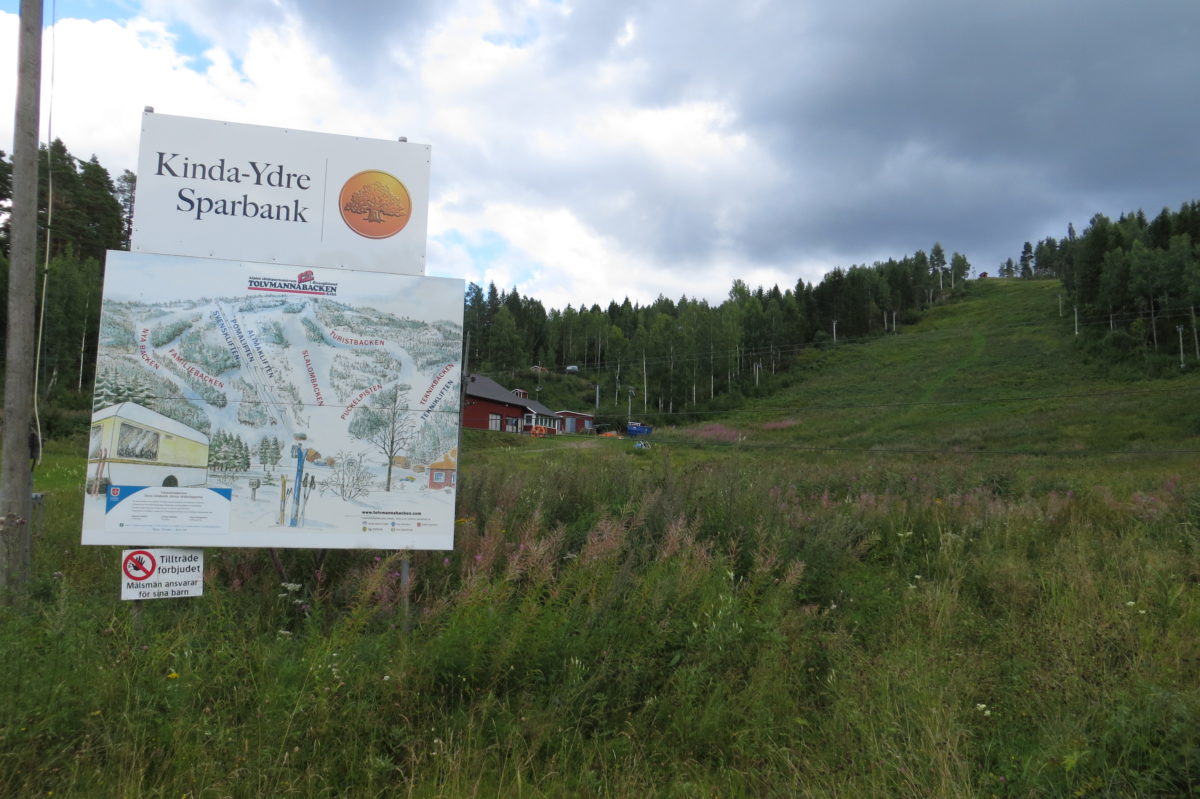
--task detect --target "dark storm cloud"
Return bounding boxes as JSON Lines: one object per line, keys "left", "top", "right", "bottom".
{"left": 179, "top": 0, "right": 1200, "bottom": 282}
{"left": 519, "top": 0, "right": 1200, "bottom": 274}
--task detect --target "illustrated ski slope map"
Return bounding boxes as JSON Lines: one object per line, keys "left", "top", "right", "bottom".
{"left": 82, "top": 251, "right": 464, "bottom": 549}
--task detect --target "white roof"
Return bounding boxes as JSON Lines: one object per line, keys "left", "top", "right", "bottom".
{"left": 92, "top": 402, "right": 210, "bottom": 445}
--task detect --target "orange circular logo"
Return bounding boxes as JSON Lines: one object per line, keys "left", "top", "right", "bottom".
{"left": 339, "top": 170, "right": 412, "bottom": 239}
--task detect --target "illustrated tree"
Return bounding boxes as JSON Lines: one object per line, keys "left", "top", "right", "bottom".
{"left": 348, "top": 384, "right": 414, "bottom": 491}
{"left": 322, "top": 451, "right": 373, "bottom": 500}
{"left": 234, "top": 435, "right": 251, "bottom": 472}
{"left": 343, "top": 182, "right": 407, "bottom": 224}
{"left": 208, "top": 430, "right": 232, "bottom": 474}
{"left": 258, "top": 435, "right": 282, "bottom": 475}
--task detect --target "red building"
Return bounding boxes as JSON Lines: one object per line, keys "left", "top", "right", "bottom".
{"left": 556, "top": 410, "right": 595, "bottom": 434}
{"left": 462, "top": 374, "right": 560, "bottom": 434}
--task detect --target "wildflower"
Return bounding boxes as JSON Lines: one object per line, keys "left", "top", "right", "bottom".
{"left": 442, "top": 557, "right": 450, "bottom": 566}
{"left": 281, "top": 582, "right": 302, "bottom": 593}
{"left": 976, "top": 703, "right": 987, "bottom": 711}
{"left": 167, "top": 671, "right": 179, "bottom": 679}
{"left": 383, "top": 675, "right": 391, "bottom": 681}
{"left": 277, "top": 630, "right": 293, "bottom": 638}
{"left": 1125, "top": 601, "right": 1136, "bottom": 607}
{"left": 1138, "top": 609, "right": 1146, "bottom": 615}
{"left": 984, "top": 710, "right": 992, "bottom": 717}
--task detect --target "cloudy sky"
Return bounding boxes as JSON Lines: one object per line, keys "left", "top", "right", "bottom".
{"left": 1, "top": 0, "right": 1198, "bottom": 310}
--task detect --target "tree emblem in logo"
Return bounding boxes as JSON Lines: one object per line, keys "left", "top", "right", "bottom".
{"left": 339, "top": 170, "right": 412, "bottom": 239}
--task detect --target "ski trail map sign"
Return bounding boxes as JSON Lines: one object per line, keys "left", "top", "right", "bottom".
{"left": 83, "top": 251, "right": 463, "bottom": 549}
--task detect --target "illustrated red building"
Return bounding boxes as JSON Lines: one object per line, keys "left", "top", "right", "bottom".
{"left": 427, "top": 448, "right": 457, "bottom": 490}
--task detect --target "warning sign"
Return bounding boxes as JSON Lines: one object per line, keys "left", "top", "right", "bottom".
{"left": 123, "top": 550, "right": 157, "bottom": 581}
{"left": 120, "top": 548, "right": 204, "bottom": 600}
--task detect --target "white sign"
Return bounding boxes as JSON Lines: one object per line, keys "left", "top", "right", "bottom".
{"left": 131, "top": 112, "right": 431, "bottom": 276}
{"left": 121, "top": 548, "right": 204, "bottom": 600}
{"left": 83, "top": 251, "right": 463, "bottom": 550}
{"left": 103, "top": 485, "right": 232, "bottom": 535}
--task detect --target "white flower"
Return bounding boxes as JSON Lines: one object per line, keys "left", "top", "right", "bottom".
{"left": 1125, "top": 600, "right": 1136, "bottom": 607}
{"left": 976, "top": 703, "right": 987, "bottom": 711}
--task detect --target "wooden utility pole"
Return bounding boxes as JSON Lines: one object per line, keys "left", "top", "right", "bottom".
{"left": 1, "top": 0, "right": 43, "bottom": 602}
{"left": 641, "top": 352, "right": 647, "bottom": 414}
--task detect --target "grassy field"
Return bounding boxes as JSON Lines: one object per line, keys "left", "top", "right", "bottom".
{"left": 2, "top": 279, "right": 1198, "bottom": 797}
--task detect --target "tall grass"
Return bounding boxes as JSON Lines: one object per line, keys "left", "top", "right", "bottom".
{"left": 2, "top": 441, "right": 1198, "bottom": 797}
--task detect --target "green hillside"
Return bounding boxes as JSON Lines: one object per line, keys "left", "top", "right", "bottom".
{"left": 728, "top": 278, "right": 1200, "bottom": 453}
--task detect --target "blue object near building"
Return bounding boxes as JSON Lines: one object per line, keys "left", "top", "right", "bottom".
{"left": 626, "top": 422, "right": 653, "bottom": 437}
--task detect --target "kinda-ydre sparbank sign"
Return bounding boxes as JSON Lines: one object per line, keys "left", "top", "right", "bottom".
{"left": 131, "top": 111, "right": 431, "bottom": 276}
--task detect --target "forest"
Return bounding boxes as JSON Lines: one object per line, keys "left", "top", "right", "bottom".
{"left": 3, "top": 140, "right": 1199, "bottom": 435}
{"left": 0, "top": 139, "right": 132, "bottom": 430}
{"left": 464, "top": 246, "right": 973, "bottom": 423}
{"left": 987, "top": 203, "right": 1200, "bottom": 373}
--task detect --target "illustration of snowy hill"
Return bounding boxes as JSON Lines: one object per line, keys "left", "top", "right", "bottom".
{"left": 83, "top": 251, "right": 464, "bottom": 550}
